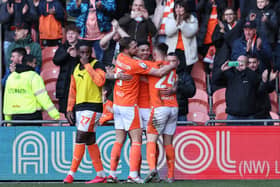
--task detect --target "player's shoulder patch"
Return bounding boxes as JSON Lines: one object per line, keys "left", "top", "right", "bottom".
{"left": 139, "top": 61, "right": 148, "bottom": 69}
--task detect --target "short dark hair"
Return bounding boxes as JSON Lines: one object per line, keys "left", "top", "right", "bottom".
{"left": 65, "top": 23, "right": 80, "bottom": 34}
{"left": 77, "top": 40, "right": 91, "bottom": 48}
{"left": 167, "top": 52, "right": 179, "bottom": 61}
{"left": 247, "top": 53, "right": 258, "bottom": 59}
{"left": 154, "top": 43, "right": 168, "bottom": 55}
{"left": 167, "top": 52, "right": 178, "bottom": 57}
{"left": 137, "top": 40, "right": 150, "bottom": 47}
{"left": 11, "top": 47, "right": 27, "bottom": 57}
{"left": 22, "top": 54, "right": 36, "bottom": 65}
{"left": 119, "top": 37, "right": 135, "bottom": 52}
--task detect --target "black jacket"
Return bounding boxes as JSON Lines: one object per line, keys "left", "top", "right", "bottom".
{"left": 53, "top": 42, "right": 79, "bottom": 113}
{"left": 176, "top": 71, "right": 196, "bottom": 116}
{"left": 212, "top": 20, "right": 243, "bottom": 50}
{"left": 247, "top": 5, "right": 278, "bottom": 45}
{"left": 213, "top": 68, "right": 265, "bottom": 116}
{"left": 118, "top": 13, "right": 157, "bottom": 41}
{"left": 255, "top": 69, "right": 275, "bottom": 118}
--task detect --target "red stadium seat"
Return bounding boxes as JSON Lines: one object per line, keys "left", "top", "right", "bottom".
{"left": 40, "top": 68, "right": 59, "bottom": 84}
{"left": 42, "top": 46, "right": 58, "bottom": 62}
{"left": 213, "top": 88, "right": 226, "bottom": 112}
{"left": 41, "top": 60, "right": 57, "bottom": 71}
{"left": 270, "top": 111, "right": 279, "bottom": 126}
{"left": 187, "top": 111, "right": 209, "bottom": 125}
{"left": 188, "top": 101, "right": 209, "bottom": 125}
{"left": 188, "top": 89, "right": 209, "bottom": 125}
{"left": 191, "top": 61, "right": 206, "bottom": 90}
{"left": 189, "top": 89, "right": 208, "bottom": 106}
{"left": 45, "top": 81, "right": 58, "bottom": 102}
{"left": 269, "top": 91, "right": 278, "bottom": 113}
{"left": 214, "top": 103, "right": 227, "bottom": 125}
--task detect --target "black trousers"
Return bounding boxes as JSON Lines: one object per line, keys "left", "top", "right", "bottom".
{"left": 12, "top": 111, "right": 43, "bottom": 126}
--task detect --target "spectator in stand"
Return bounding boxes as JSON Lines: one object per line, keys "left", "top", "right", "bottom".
{"left": 7, "top": 22, "right": 42, "bottom": 70}
{"left": 212, "top": 8, "right": 243, "bottom": 52}
{"left": 213, "top": 55, "right": 266, "bottom": 125}
{"left": 37, "top": 0, "right": 65, "bottom": 46}
{"left": 0, "top": 0, "right": 38, "bottom": 75}
{"left": 2, "top": 22, "right": 42, "bottom": 86}
{"left": 118, "top": 0, "right": 157, "bottom": 42}
{"left": 247, "top": 54, "right": 277, "bottom": 125}
{"left": 175, "top": 54, "right": 196, "bottom": 121}
{"left": 2, "top": 47, "right": 26, "bottom": 86}
{"left": 197, "top": 0, "right": 227, "bottom": 58}
{"left": 211, "top": 7, "right": 243, "bottom": 92}
{"left": 165, "top": 0, "right": 198, "bottom": 74}
{"left": 67, "top": 0, "right": 116, "bottom": 62}
{"left": 53, "top": 23, "right": 80, "bottom": 116}
{"left": 154, "top": 0, "right": 196, "bottom": 43}
{"left": 231, "top": 20, "right": 272, "bottom": 72}
{"left": 247, "top": 0, "right": 277, "bottom": 48}
{"left": 100, "top": 19, "right": 129, "bottom": 67}
{"left": 114, "top": 0, "right": 156, "bottom": 20}
{"left": 3, "top": 54, "right": 60, "bottom": 126}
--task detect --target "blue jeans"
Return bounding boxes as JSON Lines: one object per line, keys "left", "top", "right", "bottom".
{"left": 226, "top": 114, "right": 255, "bottom": 126}
{"left": 178, "top": 115, "right": 187, "bottom": 122}
{"left": 92, "top": 40, "right": 103, "bottom": 62}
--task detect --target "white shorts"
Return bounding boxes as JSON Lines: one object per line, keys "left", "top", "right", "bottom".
{"left": 148, "top": 107, "right": 178, "bottom": 135}
{"left": 76, "top": 110, "right": 102, "bottom": 132}
{"left": 113, "top": 104, "right": 142, "bottom": 131}
{"left": 139, "top": 108, "right": 151, "bottom": 130}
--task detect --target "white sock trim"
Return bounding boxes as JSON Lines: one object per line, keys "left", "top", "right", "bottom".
{"left": 68, "top": 170, "right": 75, "bottom": 177}
{"left": 109, "top": 170, "right": 116, "bottom": 178}
{"left": 96, "top": 170, "right": 105, "bottom": 177}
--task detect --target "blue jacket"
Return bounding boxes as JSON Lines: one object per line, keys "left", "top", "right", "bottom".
{"left": 67, "top": 0, "right": 115, "bottom": 38}
{"left": 231, "top": 35, "right": 272, "bottom": 71}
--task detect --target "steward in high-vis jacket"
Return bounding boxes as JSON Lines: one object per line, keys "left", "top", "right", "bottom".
{"left": 3, "top": 55, "right": 60, "bottom": 126}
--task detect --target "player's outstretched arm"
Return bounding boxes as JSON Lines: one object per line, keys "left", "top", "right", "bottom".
{"left": 148, "top": 62, "right": 177, "bottom": 77}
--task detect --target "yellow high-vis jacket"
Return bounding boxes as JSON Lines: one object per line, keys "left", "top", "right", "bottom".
{"left": 3, "top": 70, "right": 60, "bottom": 120}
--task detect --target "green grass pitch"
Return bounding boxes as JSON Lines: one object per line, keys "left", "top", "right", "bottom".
{"left": 2, "top": 180, "right": 280, "bottom": 187}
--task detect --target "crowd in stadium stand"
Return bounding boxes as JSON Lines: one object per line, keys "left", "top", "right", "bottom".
{"left": 1, "top": 0, "right": 280, "bottom": 124}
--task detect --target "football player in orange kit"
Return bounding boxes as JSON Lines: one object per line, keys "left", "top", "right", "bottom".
{"left": 144, "top": 44, "right": 178, "bottom": 183}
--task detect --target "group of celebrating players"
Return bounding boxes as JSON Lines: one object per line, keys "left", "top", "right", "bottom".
{"left": 63, "top": 37, "right": 179, "bottom": 184}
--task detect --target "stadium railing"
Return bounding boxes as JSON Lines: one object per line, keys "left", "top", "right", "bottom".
{"left": 206, "top": 119, "right": 280, "bottom": 126}
{"left": 0, "top": 120, "right": 198, "bottom": 126}
{"left": 2, "top": 119, "right": 280, "bottom": 126}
